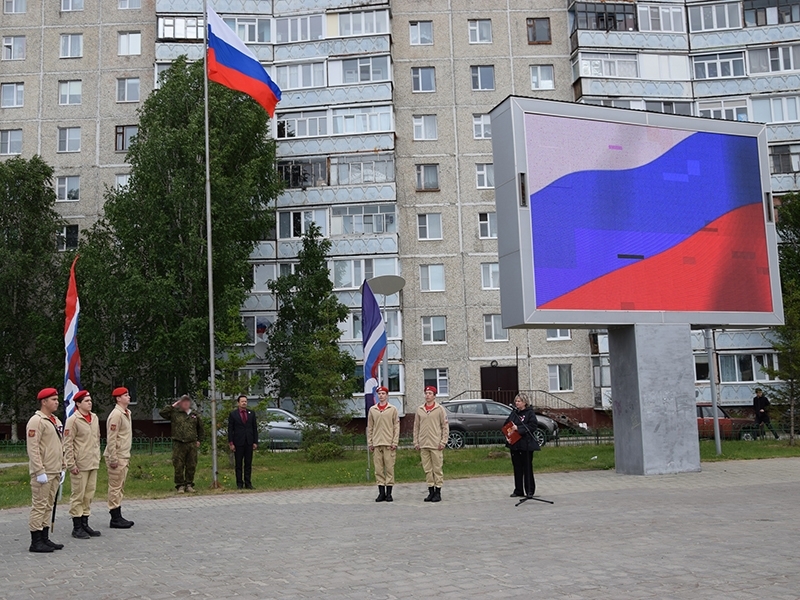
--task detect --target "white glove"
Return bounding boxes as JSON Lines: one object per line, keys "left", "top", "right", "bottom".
{"left": 36, "top": 473, "right": 48, "bottom": 484}
{"left": 60, "top": 471, "right": 66, "bottom": 484}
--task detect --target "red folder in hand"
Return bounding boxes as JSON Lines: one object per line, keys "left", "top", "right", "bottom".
{"left": 502, "top": 422, "right": 521, "bottom": 445}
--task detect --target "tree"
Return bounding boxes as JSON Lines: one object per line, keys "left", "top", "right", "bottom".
{"left": 266, "top": 225, "right": 357, "bottom": 430}
{"left": 78, "top": 57, "right": 282, "bottom": 408}
{"left": 0, "top": 156, "right": 66, "bottom": 438}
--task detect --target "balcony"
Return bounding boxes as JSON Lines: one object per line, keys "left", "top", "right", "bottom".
{"left": 276, "top": 234, "right": 398, "bottom": 259}
{"left": 573, "top": 77, "right": 692, "bottom": 100}
{"left": 156, "top": 42, "right": 273, "bottom": 62}
{"left": 339, "top": 340, "right": 401, "bottom": 361}
{"left": 694, "top": 74, "right": 800, "bottom": 97}
{"left": 767, "top": 123, "right": 800, "bottom": 143}
{"left": 156, "top": 0, "right": 273, "bottom": 14}
{"left": 571, "top": 29, "right": 688, "bottom": 53}
{"left": 242, "top": 292, "right": 277, "bottom": 312}
{"left": 279, "top": 82, "right": 392, "bottom": 110}
{"left": 690, "top": 23, "right": 800, "bottom": 51}
{"left": 276, "top": 133, "right": 394, "bottom": 157}
{"left": 274, "top": 0, "right": 387, "bottom": 13}
{"left": 278, "top": 182, "right": 396, "bottom": 207}
{"left": 273, "top": 35, "right": 389, "bottom": 62}
{"left": 771, "top": 172, "right": 800, "bottom": 192}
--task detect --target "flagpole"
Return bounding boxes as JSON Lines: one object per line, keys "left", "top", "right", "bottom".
{"left": 203, "top": 0, "right": 220, "bottom": 489}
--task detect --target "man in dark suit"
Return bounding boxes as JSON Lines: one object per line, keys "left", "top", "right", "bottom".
{"left": 228, "top": 395, "right": 258, "bottom": 489}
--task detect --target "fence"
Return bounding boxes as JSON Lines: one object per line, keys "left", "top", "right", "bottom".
{"left": 0, "top": 437, "right": 174, "bottom": 459}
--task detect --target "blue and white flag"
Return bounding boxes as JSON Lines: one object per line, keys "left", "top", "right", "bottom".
{"left": 361, "top": 280, "right": 386, "bottom": 417}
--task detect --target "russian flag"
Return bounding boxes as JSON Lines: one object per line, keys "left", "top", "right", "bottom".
{"left": 63, "top": 256, "right": 82, "bottom": 420}
{"left": 361, "top": 280, "right": 387, "bottom": 417}
{"left": 206, "top": 7, "right": 281, "bottom": 116}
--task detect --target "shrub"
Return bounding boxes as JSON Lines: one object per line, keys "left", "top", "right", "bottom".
{"left": 306, "top": 442, "right": 344, "bottom": 462}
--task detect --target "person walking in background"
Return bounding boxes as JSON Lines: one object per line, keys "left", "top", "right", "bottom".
{"left": 753, "top": 388, "right": 780, "bottom": 440}
{"left": 26, "top": 388, "right": 66, "bottom": 553}
{"left": 367, "top": 386, "right": 399, "bottom": 502}
{"left": 105, "top": 387, "right": 134, "bottom": 529}
{"left": 63, "top": 390, "right": 102, "bottom": 539}
{"left": 160, "top": 394, "right": 204, "bottom": 493}
{"left": 413, "top": 386, "right": 449, "bottom": 503}
{"left": 504, "top": 393, "right": 541, "bottom": 499}
{"left": 228, "top": 394, "right": 257, "bottom": 490}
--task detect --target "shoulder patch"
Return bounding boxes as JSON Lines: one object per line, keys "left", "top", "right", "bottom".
{"left": 28, "top": 429, "right": 36, "bottom": 437}
{"left": 64, "top": 429, "right": 70, "bottom": 436}
{"left": 110, "top": 424, "right": 117, "bottom": 431}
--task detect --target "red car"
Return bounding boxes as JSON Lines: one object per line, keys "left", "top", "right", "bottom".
{"left": 696, "top": 404, "right": 756, "bottom": 440}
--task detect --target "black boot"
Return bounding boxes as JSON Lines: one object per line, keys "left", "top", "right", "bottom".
{"left": 29, "top": 530, "right": 53, "bottom": 553}
{"left": 71, "top": 517, "right": 90, "bottom": 539}
{"left": 375, "top": 485, "right": 386, "bottom": 502}
{"left": 424, "top": 486, "right": 435, "bottom": 502}
{"left": 385, "top": 486, "right": 393, "bottom": 502}
{"left": 81, "top": 516, "right": 101, "bottom": 537}
{"left": 41, "top": 527, "right": 64, "bottom": 550}
{"left": 109, "top": 507, "right": 134, "bottom": 529}
{"left": 431, "top": 487, "right": 442, "bottom": 503}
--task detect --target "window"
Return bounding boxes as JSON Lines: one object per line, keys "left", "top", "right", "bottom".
{"left": 530, "top": 65, "right": 555, "bottom": 90}
{"left": 276, "top": 110, "right": 328, "bottom": 138}
{"left": 417, "top": 213, "right": 442, "bottom": 240}
{"left": 275, "top": 15, "right": 324, "bottom": 43}
{"left": 331, "top": 204, "right": 396, "bottom": 235}
{"left": 479, "top": 212, "right": 497, "bottom": 238}
{"left": 693, "top": 53, "right": 745, "bottom": 79}
{"left": 60, "top": 34, "right": 83, "bottom": 58}
{"left": 548, "top": 364, "right": 574, "bottom": 392}
{"left": 115, "top": 173, "right": 130, "bottom": 189}
{"left": 57, "top": 225, "right": 79, "bottom": 252}
{"left": 484, "top": 314, "right": 508, "bottom": 341}
{"left": 423, "top": 368, "right": 449, "bottom": 396}
{"left": 481, "top": 263, "right": 500, "bottom": 289}
{"left": 411, "top": 67, "right": 436, "bottom": 92}
{"left": 410, "top": 20, "right": 433, "bottom": 45}
{"left": 688, "top": 2, "right": 742, "bottom": 31}
{"left": 158, "top": 17, "right": 205, "bottom": 40}
{"left": 415, "top": 164, "right": 439, "bottom": 191}
{"left": 116, "top": 78, "right": 140, "bottom": 102}
{"left": 155, "top": 63, "right": 170, "bottom": 87}
{"left": 752, "top": 95, "right": 800, "bottom": 123}
{"left": 61, "top": 0, "right": 83, "bottom": 11}
{"left": 527, "top": 17, "right": 551, "bottom": 43}
{"left": 0, "top": 129, "right": 22, "bottom": 154}
{"left": 56, "top": 176, "right": 80, "bottom": 201}
{"left": 644, "top": 100, "right": 692, "bottom": 115}
{"left": 694, "top": 354, "right": 710, "bottom": 381}
{"left": 57, "top": 127, "right": 81, "bottom": 153}
{"left": 422, "top": 316, "right": 447, "bottom": 344}
{"left": 0, "top": 82, "right": 23, "bottom": 108}
{"left": 331, "top": 154, "right": 395, "bottom": 185}
{"left": 4, "top": 0, "right": 26, "bottom": 13}
{"left": 2, "top": 36, "right": 25, "bottom": 60}
{"left": 476, "top": 163, "right": 495, "bottom": 188}
{"left": 332, "top": 105, "right": 392, "bottom": 134}
{"left": 584, "top": 98, "right": 634, "bottom": 108}
{"left": 341, "top": 56, "right": 389, "bottom": 84}
{"left": 546, "top": 329, "right": 571, "bottom": 341}
{"left": 413, "top": 115, "right": 438, "bottom": 140}
{"left": 115, "top": 125, "right": 137, "bottom": 152}
{"left": 332, "top": 257, "right": 396, "bottom": 289}
{"left": 339, "top": 10, "right": 389, "bottom": 36}
{"left": 420, "top": 264, "right": 445, "bottom": 291}
{"left": 118, "top": 32, "right": 141, "bottom": 55}
{"left": 277, "top": 157, "right": 327, "bottom": 188}
{"left": 468, "top": 19, "right": 492, "bottom": 43}
{"left": 771, "top": 144, "right": 800, "bottom": 173}
{"left": 223, "top": 17, "right": 271, "bottom": 43}
{"left": 571, "top": 3, "right": 636, "bottom": 31}
{"left": 576, "top": 52, "right": 639, "bottom": 78}
{"left": 59, "top": 80, "right": 82, "bottom": 105}
{"left": 275, "top": 62, "right": 326, "bottom": 90}
{"left": 698, "top": 99, "right": 748, "bottom": 121}
{"left": 278, "top": 209, "right": 328, "bottom": 239}
{"left": 749, "top": 45, "right": 800, "bottom": 74}
{"left": 719, "top": 353, "right": 779, "bottom": 382}
{"left": 473, "top": 114, "right": 492, "bottom": 139}
{"left": 470, "top": 65, "right": 495, "bottom": 90}
{"left": 337, "top": 312, "right": 362, "bottom": 341}
{"left": 242, "top": 315, "right": 273, "bottom": 344}
{"left": 637, "top": 4, "right": 685, "bottom": 32}
{"left": 744, "top": 0, "right": 800, "bottom": 26}
{"left": 119, "top": 0, "right": 141, "bottom": 8}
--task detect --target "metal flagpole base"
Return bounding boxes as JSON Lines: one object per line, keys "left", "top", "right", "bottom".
{"left": 515, "top": 496, "right": 554, "bottom": 507}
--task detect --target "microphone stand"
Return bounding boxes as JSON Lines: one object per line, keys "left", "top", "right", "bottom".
{"left": 509, "top": 410, "right": 554, "bottom": 507}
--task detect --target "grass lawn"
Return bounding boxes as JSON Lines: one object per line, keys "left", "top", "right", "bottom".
{"left": 0, "top": 440, "right": 798, "bottom": 510}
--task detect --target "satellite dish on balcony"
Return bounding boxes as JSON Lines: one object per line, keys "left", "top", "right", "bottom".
{"left": 253, "top": 342, "right": 268, "bottom": 360}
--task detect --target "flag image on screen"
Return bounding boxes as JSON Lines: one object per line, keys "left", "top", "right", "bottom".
{"left": 524, "top": 113, "right": 772, "bottom": 314}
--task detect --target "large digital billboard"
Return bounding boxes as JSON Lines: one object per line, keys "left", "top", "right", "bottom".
{"left": 490, "top": 97, "right": 783, "bottom": 328}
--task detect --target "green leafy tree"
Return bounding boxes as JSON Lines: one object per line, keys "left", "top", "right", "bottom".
{"left": 78, "top": 57, "right": 282, "bottom": 409}
{"left": 0, "top": 157, "right": 66, "bottom": 438}
{"left": 266, "top": 224, "right": 357, "bottom": 432}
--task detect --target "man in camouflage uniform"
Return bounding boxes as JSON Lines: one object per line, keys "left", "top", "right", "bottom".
{"left": 160, "top": 395, "right": 204, "bottom": 493}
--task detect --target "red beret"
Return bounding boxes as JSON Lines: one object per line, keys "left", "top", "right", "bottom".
{"left": 73, "top": 390, "right": 89, "bottom": 402}
{"left": 37, "top": 388, "right": 58, "bottom": 401}
{"left": 424, "top": 386, "right": 437, "bottom": 394}
{"left": 112, "top": 387, "right": 128, "bottom": 397}
{"left": 376, "top": 386, "right": 389, "bottom": 393}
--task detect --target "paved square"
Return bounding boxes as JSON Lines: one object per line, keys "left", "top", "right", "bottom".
{"left": 0, "top": 457, "right": 798, "bottom": 599}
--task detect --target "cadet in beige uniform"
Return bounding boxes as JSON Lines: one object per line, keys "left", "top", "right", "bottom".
{"left": 413, "top": 386, "right": 449, "bottom": 503}
{"left": 367, "top": 386, "right": 400, "bottom": 502}
{"left": 104, "top": 387, "right": 134, "bottom": 529}
{"left": 26, "top": 387, "right": 66, "bottom": 553}
{"left": 64, "top": 390, "right": 102, "bottom": 539}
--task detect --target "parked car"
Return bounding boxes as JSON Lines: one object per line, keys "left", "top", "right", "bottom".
{"left": 441, "top": 399, "right": 558, "bottom": 449}
{"left": 257, "top": 408, "right": 340, "bottom": 449}
{"left": 696, "top": 404, "right": 756, "bottom": 440}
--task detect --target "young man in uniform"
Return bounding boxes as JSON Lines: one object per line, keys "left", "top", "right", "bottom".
{"left": 105, "top": 387, "right": 134, "bottom": 528}
{"left": 413, "top": 386, "right": 449, "bottom": 503}
{"left": 753, "top": 388, "right": 780, "bottom": 440}
{"left": 64, "top": 390, "right": 102, "bottom": 539}
{"left": 367, "top": 386, "right": 400, "bottom": 502}
{"left": 160, "top": 394, "right": 204, "bottom": 493}
{"left": 26, "top": 388, "right": 66, "bottom": 553}
{"left": 228, "top": 394, "right": 257, "bottom": 490}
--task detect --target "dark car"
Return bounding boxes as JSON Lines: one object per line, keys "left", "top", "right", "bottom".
{"left": 441, "top": 399, "right": 558, "bottom": 449}
{"left": 696, "top": 404, "right": 756, "bottom": 440}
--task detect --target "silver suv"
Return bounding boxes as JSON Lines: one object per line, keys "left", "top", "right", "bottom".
{"left": 441, "top": 399, "right": 558, "bottom": 449}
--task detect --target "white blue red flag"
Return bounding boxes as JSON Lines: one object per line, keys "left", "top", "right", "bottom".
{"left": 63, "top": 256, "right": 81, "bottom": 419}
{"left": 361, "top": 280, "right": 387, "bottom": 417}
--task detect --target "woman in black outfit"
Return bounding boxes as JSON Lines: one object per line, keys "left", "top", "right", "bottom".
{"left": 504, "top": 393, "right": 541, "bottom": 499}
